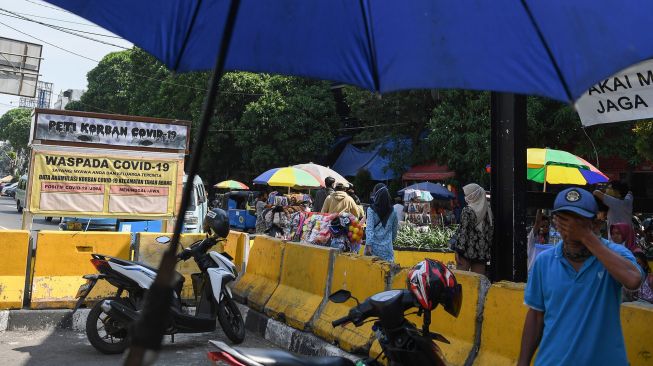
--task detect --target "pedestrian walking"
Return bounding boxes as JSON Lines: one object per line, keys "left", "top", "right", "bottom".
{"left": 450, "top": 183, "right": 493, "bottom": 275}
{"left": 313, "top": 176, "right": 335, "bottom": 212}
{"left": 393, "top": 197, "right": 405, "bottom": 222}
{"left": 364, "top": 183, "right": 398, "bottom": 262}
{"left": 321, "top": 183, "right": 364, "bottom": 218}
{"left": 254, "top": 191, "right": 269, "bottom": 234}
{"left": 518, "top": 188, "right": 643, "bottom": 366}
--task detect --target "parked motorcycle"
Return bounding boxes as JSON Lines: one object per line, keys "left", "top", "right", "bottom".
{"left": 207, "top": 259, "right": 461, "bottom": 366}
{"left": 74, "top": 208, "right": 246, "bottom": 354}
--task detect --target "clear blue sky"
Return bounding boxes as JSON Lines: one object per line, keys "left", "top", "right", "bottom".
{"left": 0, "top": 0, "right": 132, "bottom": 116}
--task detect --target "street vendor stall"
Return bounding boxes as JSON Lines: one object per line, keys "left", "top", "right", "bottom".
{"left": 403, "top": 188, "right": 433, "bottom": 226}
{"left": 252, "top": 167, "right": 320, "bottom": 238}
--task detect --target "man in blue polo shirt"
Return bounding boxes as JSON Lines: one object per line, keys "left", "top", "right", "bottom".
{"left": 518, "top": 188, "right": 643, "bottom": 366}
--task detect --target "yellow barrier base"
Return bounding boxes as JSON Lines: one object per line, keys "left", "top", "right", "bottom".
{"left": 622, "top": 301, "right": 653, "bottom": 366}
{"left": 474, "top": 281, "right": 528, "bottom": 366}
{"left": 233, "top": 237, "right": 284, "bottom": 312}
{"left": 264, "top": 243, "right": 334, "bottom": 331}
{"left": 0, "top": 276, "right": 26, "bottom": 310}
{"left": 313, "top": 254, "right": 395, "bottom": 353}
{"left": 0, "top": 230, "right": 29, "bottom": 310}
{"left": 30, "top": 231, "right": 131, "bottom": 309}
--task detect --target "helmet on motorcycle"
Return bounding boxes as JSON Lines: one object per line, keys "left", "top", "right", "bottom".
{"left": 407, "top": 259, "right": 462, "bottom": 317}
{"left": 203, "top": 208, "right": 230, "bottom": 239}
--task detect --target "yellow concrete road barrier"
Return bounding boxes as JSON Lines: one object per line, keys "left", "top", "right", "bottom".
{"left": 474, "top": 281, "right": 527, "bottom": 366}
{"left": 370, "top": 268, "right": 489, "bottom": 366}
{"left": 622, "top": 301, "right": 653, "bottom": 366}
{"left": 393, "top": 249, "right": 456, "bottom": 268}
{"left": 136, "top": 233, "right": 209, "bottom": 302}
{"left": 233, "top": 236, "right": 285, "bottom": 312}
{"left": 0, "top": 230, "right": 30, "bottom": 309}
{"left": 224, "top": 231, "right": 249, "bottom": 273}
{"left": 264, "top": 242, "right": 336, "bottom": 331}
{"left": 313, "top": 253, "right": 397, "bottom": 353}
{"left": 30, "top": 231, "right": 131, "bottom": 309}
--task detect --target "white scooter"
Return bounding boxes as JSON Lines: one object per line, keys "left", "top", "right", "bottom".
{"left": 74, "top": 235, "right": 245, "bottom": 354}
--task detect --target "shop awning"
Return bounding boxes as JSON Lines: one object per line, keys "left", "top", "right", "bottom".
{"left": 402, "top": 162, "right": 455, "bottom": 181}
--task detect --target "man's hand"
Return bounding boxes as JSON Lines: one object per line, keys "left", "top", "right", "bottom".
{"left": 554, "top": 212, "right": 593, "bottom": 245}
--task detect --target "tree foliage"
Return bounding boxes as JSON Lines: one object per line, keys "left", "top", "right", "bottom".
{"left": 65, "top": 48, "right": 340, "bottom": 185}
{"left": 427, "top": 90, "right": 491, "bottom": 186}
{"left": 634, "top": 120, "right": 653, "bottom": 162}
{"left": 0, "top": 108, "right": 32, "bottom": 174}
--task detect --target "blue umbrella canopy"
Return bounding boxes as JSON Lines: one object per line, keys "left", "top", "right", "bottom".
{"left": 398, "top": 182, "right": 455, "bottom": 200}
{"left": 46, "top": 0, "right": 653, "bottom": 102}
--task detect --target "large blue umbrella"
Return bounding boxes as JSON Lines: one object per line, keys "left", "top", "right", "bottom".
{"left": 47, "top": 1, "right": 653, "bottom": 359}
{"left": 398, "top": 182, "right": 455, "bottom": 200}
{"left": 46, "top": 0, "right": 653, "bottom": 103}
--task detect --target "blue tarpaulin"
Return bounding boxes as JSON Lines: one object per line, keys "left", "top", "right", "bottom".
{"left": 332, "top": 139, "right": 409, "bottom": 181}
{"left": 47, "top": 0, "right": 653, "bottom": 103}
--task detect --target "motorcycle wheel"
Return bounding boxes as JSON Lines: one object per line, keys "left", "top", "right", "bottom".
{"left": 86, "top": 297, "right": 130, "bottom": 354}
{"left": 217, "top": 293, "right": 245, "bottom": 344}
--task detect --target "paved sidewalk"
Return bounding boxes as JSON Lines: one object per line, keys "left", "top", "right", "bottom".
{"left": 0, "top": 327, "right": 275, "bottom": 366}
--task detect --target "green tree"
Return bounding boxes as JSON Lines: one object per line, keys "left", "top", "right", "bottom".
{"left": 427, "top": 90, "right": 491, "bottom": 186}
{"left": 0, "top": 108, "right": 32, "bottom": 174}
{"left": 344, "top": 88, "right": 437, "bottom": 174}
{"left": 526, "top": 96, "right": 638, "bottom": 166}
{"left": 236, "top": 76, "right": 338, "bottom": 173}
{"left": 66, "top": 48, "right": 341, "bottom": 186}
{"left": 634, "top": 120, "right": 653, "bottom": 162}
{"left": 66, "top": 51, "right": 132, "bottom": 114}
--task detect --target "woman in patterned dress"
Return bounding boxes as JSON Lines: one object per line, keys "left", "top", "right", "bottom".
{"left": 451, "top": 183, "right": 493, "bottom": 275}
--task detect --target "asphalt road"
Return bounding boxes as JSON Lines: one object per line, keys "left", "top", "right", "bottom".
{"left": 0, "top": 328, "right": 275, "bottom": 366}
{"left": 0, "top": 196, "right": 60, "bottom": 231}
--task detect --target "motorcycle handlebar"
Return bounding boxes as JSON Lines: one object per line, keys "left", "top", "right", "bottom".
{"left": 332, "top": 315, "right": 351, "bottom": 327}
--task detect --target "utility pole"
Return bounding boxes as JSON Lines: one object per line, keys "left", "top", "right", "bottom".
{"left": 490, "top": 92, "right": 528, "bottom": 282}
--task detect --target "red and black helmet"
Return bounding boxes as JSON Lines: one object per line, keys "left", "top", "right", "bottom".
{"left": 407, "top": 259, "right": 462, "bottom": 317}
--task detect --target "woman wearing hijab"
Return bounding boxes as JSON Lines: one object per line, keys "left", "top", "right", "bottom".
{"left": 364, "top": 183, "right": 399, "bottom": 262}
{"left": 450, "top": 183, "right": 493, "bottom": 275}
{"left": 610, "top": 223, "right": 642, "bottom": 254}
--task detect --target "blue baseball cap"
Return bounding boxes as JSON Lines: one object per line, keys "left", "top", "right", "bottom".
{"left": 552, "top": 187, "right": 598, "bottom": 218}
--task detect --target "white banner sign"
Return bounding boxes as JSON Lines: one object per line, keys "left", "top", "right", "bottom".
{"left": 575, "top": 60, "right": 653, "bottom": 126}
{"left": 34, "top": 112, "right": 189, "bottom": 150}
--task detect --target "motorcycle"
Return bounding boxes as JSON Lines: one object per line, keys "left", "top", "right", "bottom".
{"left": 74, "top": 235, "right": 245, "bottom": 354}
{"left": 207, "top": 288, "right": 449, "bottom": 366}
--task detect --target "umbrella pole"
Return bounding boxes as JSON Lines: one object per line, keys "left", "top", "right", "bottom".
{"left": 123, "top": 1, "right": 242, "bottom": 365}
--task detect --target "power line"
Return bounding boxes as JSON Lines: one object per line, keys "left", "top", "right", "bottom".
{"left": 8, "top": 10, "right": 101, "bottom": 28}
{"left": 0, "top": 10, "right": 120, "bottom": 38}
{"left": 0, "top": 19, "right": 99, "bottom": 62}
{"left": 0, "top": 9, "right": 130, "bottom": 49}
{"left": 22, "top": 0, "right": 72, "bottom": 15}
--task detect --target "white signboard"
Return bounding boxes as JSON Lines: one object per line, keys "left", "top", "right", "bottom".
{"left": 575, "top": 59, "right": 653, "bottom": 126}
{"left": 33, "top": 111, "right": 189, "bottom": 151}
{"left": 0, "top": 37, "right": 43, "bottom": 98}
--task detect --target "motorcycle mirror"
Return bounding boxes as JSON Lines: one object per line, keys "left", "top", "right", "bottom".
{"left": 155, "top": 236, "right": 171, "bottom": 244}
{"left": 329, "top": 290, "right": 352, "bottom": 304}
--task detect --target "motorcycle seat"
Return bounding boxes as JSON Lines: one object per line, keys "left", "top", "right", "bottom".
{"left": 233, "top": 347, "right": 356, "bottom": 366}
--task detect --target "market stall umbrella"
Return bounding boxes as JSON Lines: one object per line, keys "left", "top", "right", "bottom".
{"left": 527, "top": 148, "right": 609, "bottom": 187}
{"left": 0, "top": 175, "right": 12, "bottom": 183}
{"left": 253, "top": 167, "right": 321, "bottom": 188}
{"left": 214, "top": 180, "right": 249, "bottom": 190}
{"left": 398, "top": 182, "right": 455, "bottom": 200}
{"left": 45, "top": 0, "right": 653, "bottom": 103}
{"left": 293, "top": 163, "right": 350, "bottom": 188}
